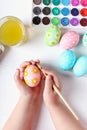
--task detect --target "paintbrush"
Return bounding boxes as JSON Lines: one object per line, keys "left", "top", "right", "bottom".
{"left": 37, "top": 63, "right": 79, "bottom": 121}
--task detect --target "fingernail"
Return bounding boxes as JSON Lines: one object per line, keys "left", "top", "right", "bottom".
{"left": 47, "top": 75, "right": 51, "bottom": 79}
{"left": 16, "top": 69, "right": 19, "bottom": 73}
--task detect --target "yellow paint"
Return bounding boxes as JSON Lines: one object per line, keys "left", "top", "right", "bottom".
{"left": 56, "top": 33, "right": 59, "bottom": 37}
{"left": 48, "top": 33, "right": 51, "bottom": 37}
{"left": 32, "top": 78, "right": 38, "bottom": 85}
{"left": 32, "top": 67, "right": 38, "bottom": 74}
{"left": 51, "top": 41, "right": 56, "bottom": 45}
{"left": 24, "top": 71, "right": 29, "bottom": 77}
{"left": 25, "top": 80, "right": 29, "bottom": 86}
{"left": 26, "top": 65, "right": 30, "bottom": 69}
{"left": 52, "top": 25, "right": 55, "bottom": 29}
{"left": 0, "top": 16, "right": 25, "bottom": 46}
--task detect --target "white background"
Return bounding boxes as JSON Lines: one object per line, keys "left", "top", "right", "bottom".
{"left": 0, "top": 0, "right": 87, "bottom": 130}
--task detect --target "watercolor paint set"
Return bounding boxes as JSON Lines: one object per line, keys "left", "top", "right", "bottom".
{"left": 32, "top": 0, "right": 87, "bottom": 27}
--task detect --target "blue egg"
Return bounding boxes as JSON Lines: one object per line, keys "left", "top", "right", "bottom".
{"left": 58, "top": 50, "right": 76, "bottom": 71}
{"left": 73, "top": 56, "right": 87, "bottom": 77}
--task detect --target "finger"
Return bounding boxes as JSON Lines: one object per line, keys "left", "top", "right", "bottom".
{"left": 35, "top": 59, "right": 40, "bottom": 63}
{"left": 20, "top": 61, "right": 30, "bottom": 68}
{"left": 30, "top": 60, "right": 40, "bottom": 65}
{"left": 51, "top": 73, "right": 61, "bottom": 91}
{"left": 44, "top": 75, "right": 53, "bottom": 94}
{"left": 20, "top": 60, "right": 40, "bottom": 68}
{"left": 14, "top": 69, "right": 26, "bottom": 88}
{"left": 20, "top": 68, "right": 24, "bottom": 80}
{"left": 42, "top": 69, "right": 61, "bottom": 90}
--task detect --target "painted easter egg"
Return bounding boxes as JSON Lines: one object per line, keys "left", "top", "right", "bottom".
{"left": 60, "top": 31, "right": 80, "bottom": 50}
{"left": 82, "top": 32, "right": 87, "bottom": 46}
{"left": 58, "top": 50, "right": 76, "bottom": 71}
{"left": 44, "top": 25, "right": 61, "bottom": 46}
{"left": 73, "top": 56, "right": 87, "bottom": 77}
{"left": 24, "top": 65, "right": 41, "bottom": 87}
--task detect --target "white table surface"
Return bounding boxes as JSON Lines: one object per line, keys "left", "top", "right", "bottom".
{"left": 0, "top": 0, "right": 87, "bottom": 130}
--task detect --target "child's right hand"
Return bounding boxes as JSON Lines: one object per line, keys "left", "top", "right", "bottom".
{"left": 43, "top": 69, "right": 61, "bottom": 108}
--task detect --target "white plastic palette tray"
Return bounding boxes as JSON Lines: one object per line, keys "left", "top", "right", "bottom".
{"left": 32, "top": 0, "right": 87, "bottom": 33}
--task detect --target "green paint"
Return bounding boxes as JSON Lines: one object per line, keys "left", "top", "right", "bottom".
{"left": 43, "top": 0, "right": 51, "bottom": 5}
{"left": 52, "top": 0, "right": 60, "bottom": 5}
{"left": 52, "top": 8, "right": 60, "bottom": 15}
{"left": 51, "top": 17, "right": 60, "bottom": 26}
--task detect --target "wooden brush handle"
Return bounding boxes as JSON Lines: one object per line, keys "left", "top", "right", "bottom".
{"left": 53, "top": 84, "right": 79, "bottom": 120}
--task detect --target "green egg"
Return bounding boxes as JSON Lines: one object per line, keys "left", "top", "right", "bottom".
{"left": 44, "top": 25, "right": 61, "bottom": 46}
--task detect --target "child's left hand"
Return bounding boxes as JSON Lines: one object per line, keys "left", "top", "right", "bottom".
{"left": 14, "top": 60, "right": 42, "bottom": 99}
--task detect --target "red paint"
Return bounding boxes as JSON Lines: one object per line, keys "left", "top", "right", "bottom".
{"left": 80, "top": 18, "right": 87, "bottom": 26}
{"left": 80, "top": 8, "right": 87, "bottom": 16}
{"left": 80, "top": 0, "right": 87, "bottom": 6}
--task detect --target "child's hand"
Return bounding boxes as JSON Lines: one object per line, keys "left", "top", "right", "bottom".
{"left": 43, "top": 69, "right": 61, "bottom": 108}
{"left": 14, "top": 60, "right": 42, "bottom": 99}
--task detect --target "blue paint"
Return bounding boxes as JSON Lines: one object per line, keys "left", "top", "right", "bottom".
{"left": 71, "top": 8, "right": 79, "bottom": 16}
{"left": 61, "top": 8, "right": 69, "bottom": 16}
{"left": 61, "top": 17, "right": 69, "bottom": 26}
{"left": 62, "top": 0, "right": 70, "bottom": 6}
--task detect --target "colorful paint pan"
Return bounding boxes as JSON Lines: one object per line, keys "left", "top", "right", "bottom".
{"left": 32, "top": 0, "right": 87, "bottom": 27}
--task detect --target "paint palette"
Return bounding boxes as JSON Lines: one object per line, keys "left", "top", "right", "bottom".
{"left": 32, "top": 0, "right": 87, "bottom": 28}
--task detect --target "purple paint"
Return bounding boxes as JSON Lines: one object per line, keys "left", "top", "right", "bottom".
{"left": 70, "top": 18, "right": 79, "bottom": 26}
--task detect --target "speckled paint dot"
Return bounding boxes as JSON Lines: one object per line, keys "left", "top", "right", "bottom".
{"left": 80, "top": 8, "right": 87, "bottom": 17}
{"left": 32, "top": 16, "right": 41, "bottom": 25}
{"left": 61, "top": 17, "right": 69, "bottom": 26}
{"left": 33, "top": 0, "right": 41, "bottom": 5}
{"left": 43, "top": 0, "right": 51, "bottom": 5}
{"left": 71, "top": 0, "right": 79, "bottom": 6}
{"left": 42, "top": 17, "right": 50, "bottom": 25}
{"left": 61, "top": 8, "right": 69, "bottom": 16}
{"left": 71, "top": 8, "right": 79, "bottom": 16}
{"left": 62, "top": 0, "right": 70, "bottom": 6}
{"left": 70, "top": 18, "right": 79, "bottom": 26}
{"left": 52, "top": 8, "right": 60, "bottom": 15}
{"left": 80, "top": 18, "right": 87, "bottom": 26}
{"left": 42, "top": 7, "right": 51, "bottom": 15}
{"left": 51, "top": 17, "right": 60, "bottom": 25}
{"left": 52, "top": 0, "right": 60, "bottom": 5}
{"left": 33, "top": 7, "right": 41, "bottom": 15}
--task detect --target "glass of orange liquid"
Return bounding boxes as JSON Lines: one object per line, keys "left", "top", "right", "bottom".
{"left": 0, "top": 16, "right": 26, "bottom": 46}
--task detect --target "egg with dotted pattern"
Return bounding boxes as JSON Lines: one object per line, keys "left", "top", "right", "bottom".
{"left": 82, "top": 32, "right": 87, "bottom": 46}
{"left": 44, "top": 25, "right": 61, "bottom": 46}
{"left": 58, "top": 50, "right": 76, "bottom": 71}
{"left": 73, "top": 56, "right": 87, "bottom": 77}
{"left": 60, "top": 31, "right": 80, "bottom": 50}
{"left": 24, "top": 65, "right": 41, "bottom": 87}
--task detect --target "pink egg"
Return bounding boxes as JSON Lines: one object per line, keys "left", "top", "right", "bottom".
{"left": 60, "top": 31, "right": 80, "bottom": 50}
{"left": 24, "top": 65, "right": 41, "bottom": 87}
